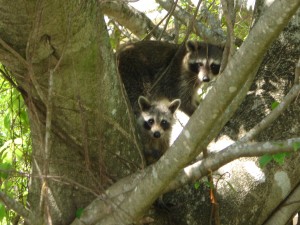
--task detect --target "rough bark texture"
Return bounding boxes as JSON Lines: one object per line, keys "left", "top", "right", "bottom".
{"left": 0, "top": 0, "right": 299, "bottom": 224}
{"left": 0, "top": 1, "right": 142, "bottom": 224}
{"left": 146, "top": 4, "right": 300, "bottom": 225}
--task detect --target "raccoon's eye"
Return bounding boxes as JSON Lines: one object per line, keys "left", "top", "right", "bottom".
{"left": 210, "top": 63, "right": 221, "bottom": 75}
{"left": 143, "top": 119, "right": 154, "bottom": 130}
{"left": 189, "top": 63, "right": 200, "bottom": 73}
{"left": 143, "top": 121, "right": 151, "bottom": 130}
{"left": 148, "top": 119, "right": 154, "bottom": 125}
{"left": 161, "top": 120, "right": 170, "bottom": 130}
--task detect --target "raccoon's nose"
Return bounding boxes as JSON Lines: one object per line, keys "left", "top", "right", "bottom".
{"left": 202, "top": 76, "right": 210, "bottom": 82}
{"left": 153, "top": 131, "right": 161, "bottom": 138}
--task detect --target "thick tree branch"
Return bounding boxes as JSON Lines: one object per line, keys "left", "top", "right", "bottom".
{"left": 100, "top": 0, "right": 173, "bottom": 40}
{"left": 165, "top": 137, "right": 300, "bottom": 193}
{"left": 165, "top": 65, "right": 300, "bottom": 192}
{"left": 264, "top": 183, "right": 300, "bottom": 225}
{"left": 72, "top": 0, "right": 300, "bottom": 224}
{"left": 71, "top": 134, "right": 300, "bottom": 225}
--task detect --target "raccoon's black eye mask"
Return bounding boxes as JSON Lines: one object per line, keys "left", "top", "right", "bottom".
{"left": 160, "top": 120, "right": 170, "bottom": 130}
{"left": 210, "top": 63, "right": 221, "bottom": 75}
{"left": 189, "top": 62, "right": 221, "bottom": 75}
{"left": 189, "top": 63, "right": 202, "bottom": 73}
{"left": 143, "top": 119, "right": 154, "bottom": 130}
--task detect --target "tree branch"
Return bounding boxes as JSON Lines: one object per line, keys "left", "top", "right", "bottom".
{"left": 240, "top": 83, "right": 300, "bottom": 142}
{"left": 0, "top": 37, "right": 29, "bottom": 68}
{"left": 165, "top": 60, "right": 300, "bottom": 192}
{"left": 71, "top": 134, "right": 300, "bottom": 225}
{"left": 156, "top": 0, "right": 226, "bottom": 44}
{"left": 71, "top": 0, "right": 300, "bottom": 224}
{"left": 264, "top": 183, "right": 300, "bottom": 225}
{"left": 0, "top": 191, "right": 41, "bottom": 225}
{"left": 295, "top": 57, "right": 300, "bottom": 84}
{"left": 165, "top": 137, "right": 300, "bottom": 193}
{"left": 100, "top": 0, "right": 173, "bottom": 40}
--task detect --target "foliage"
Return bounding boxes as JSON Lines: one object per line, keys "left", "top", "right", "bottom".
{"left": 259, "top": 152, "right": 289, "bottom": 167}
{"left": 0, "top": 0, "right": 298, "bottom": 224}
{"left": 259, "top": 141, "right": 300, "bottom": 168}
{"left": 75, "top": 208, "right": 84, "bottom": 219}
{"left": 271, "top": 101, "right": 280, "bottom": 110}
{"left": 107, "top": 0, "right": 252, "bottom": 46}
{"left": 0, "top": 66, "right": 31, "bottom": 224}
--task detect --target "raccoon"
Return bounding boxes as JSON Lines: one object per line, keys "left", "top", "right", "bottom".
{"left": 137, "top": 96, "right": 181, "bottom": 165}
{"left": 117, "top": 40, "right": 223, "bottom": 116}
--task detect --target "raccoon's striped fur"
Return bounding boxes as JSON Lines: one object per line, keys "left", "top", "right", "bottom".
{"left": 137, "top": 96, "right": 181, "bottom": 165}
{"left": 117, "top": 40, "right": 223, "bottom": 116}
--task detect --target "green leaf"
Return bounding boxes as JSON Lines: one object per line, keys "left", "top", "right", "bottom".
{"left": 225, "top": 180, "right": 237, "bottom": 193}
{"left": 76, "top": 208, "right": 84, "bottom": 219}
{"left": 271, "top": 101, "right": 280, "bottom": 110}
{"left": 15, "top": 148, "right": 23, "bottom": 160}
{"left": 0, "top": 162, "right": 12, "bottom": 179}
{"left": 203, "top": 180, "right": 214, "bottom": 189}
{"left": 259, "top": 155, "right": 273, "bottom": 168}
{"left": 20, "top": 109, "right": 29, "bottom": 125}
{"left": 194, "top": 181, "right": 200, "bottom": 190}
{"left": 272, "top": 153, "right": 287, "bottom": 165}
{"left": 0, "top": 203, "right": 7, "bottom": 220}
{"left": 3, "top": 114, "right": 11, "bottom": 131}
{"left": 293, "top": 142, "right": 300, "bottom": 151}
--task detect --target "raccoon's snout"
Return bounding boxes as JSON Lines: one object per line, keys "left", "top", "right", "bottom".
{"left": 153, "top": 131, "right": 161, "bottom": 138}
{"left": 202, "top": 76, "right": 210, "bottom": 82}
{"left": 199, "top": 73, "right": 210, "bottom": 82}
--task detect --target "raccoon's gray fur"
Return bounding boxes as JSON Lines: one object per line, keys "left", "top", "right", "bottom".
{"left": 117, "top": 40, "right": 223, "bottom": 116}
{"left": 137, "top": 96, "right": 181, "bottom": 165}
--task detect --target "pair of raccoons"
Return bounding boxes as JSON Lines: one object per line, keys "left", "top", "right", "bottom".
{"left": 117, "top": 40, "right": 223, "bottom": 165}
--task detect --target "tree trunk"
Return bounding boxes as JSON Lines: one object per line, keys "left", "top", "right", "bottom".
{"left": 0, "top": 0, "right": 300, "bottom": 224}
{"left": 0, "top": 1, "right": 142, "bottom": 224}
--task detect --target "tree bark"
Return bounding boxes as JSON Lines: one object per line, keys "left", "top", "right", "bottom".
{"left": 0, "top": 1, "right": 142, "bottom": 224}
{"left": 0, "top": 0, "right": 300, "bottom": 225}
{"left": 101, "top": 1, "right": 173, "bottom": 41}
{"left": 154, "top": 1, "right": 300, "bottom": 224}
{"left": 71, "top": 0, "right": 300, "bottom": 224}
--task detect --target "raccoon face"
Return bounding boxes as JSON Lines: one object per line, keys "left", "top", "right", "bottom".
{"left": 185, "top": 41, "right": 223, "bottom": 83}
{"left": 143, "top": 117, "right": 171, "bottom": 138}
{"left": 137, "top": 96, "right": 181, "bottom": 139}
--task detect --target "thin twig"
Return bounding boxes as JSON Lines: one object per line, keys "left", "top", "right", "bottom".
{"left": 295, "top": 58, "right": 300, "bottom": 85}
{"left": 220, "top": 0, "right": 236, "bottom": 72}
{"left": 0, "top": 37, "right": 29, "bottom": 68}
{"left": 143, "top": 0, "right": 178, "bottom": 41}
{"left": 78, "top": 96, "right": 91, "bottom": 170}
{"left": 158, "top": 0, "right": 179, "bottom": 41}
{"left": 40, "top": 68, "right": 55, "bottom": 225}
{"left": 156, "top": 0, "right": 225, "bottom": 44}
{"left": 0, "top": 191, "right": 41, "bottom": 224}
{"left": 0, "top": 68, "right": 19, "bottom": 90}
{"left": 240, "top": 63, "right": 300, "bottom": 143}
{"left": 183, "top": 0, "right": 203, "bottom": 42}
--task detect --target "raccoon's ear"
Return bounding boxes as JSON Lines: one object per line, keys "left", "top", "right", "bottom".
{"left": 186, "top": 40, "right": 197, "bottom": 52}
{"left": 168, "top": 99, "right": 181, "bottom": 114}
{"left": 138, "top": 96, "right": 151, "bottom": 111}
